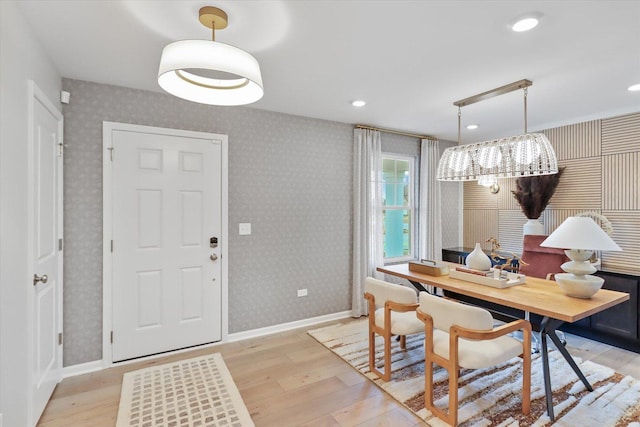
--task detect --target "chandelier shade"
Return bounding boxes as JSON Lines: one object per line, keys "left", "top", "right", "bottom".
{"left": 436, "top": 80, "right": 558, "bottom": 182}
{"left": 157, "top": 6, "right": 263, "bottom": 106}
{"left": 436, "top": 133, "right": 558, "bottom": 181}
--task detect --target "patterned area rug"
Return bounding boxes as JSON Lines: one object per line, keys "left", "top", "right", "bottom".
{"left": 116, "top": 353, "right": 254, "bottom": 427}
{"left": 308, "top": 319, "right": 640, "bottom": 426}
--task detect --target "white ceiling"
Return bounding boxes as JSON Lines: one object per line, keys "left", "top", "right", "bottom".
{"left": 15, "top": 0, "right": 640, "bottom": 141}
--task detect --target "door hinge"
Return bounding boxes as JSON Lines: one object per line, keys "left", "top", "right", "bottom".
{"left": 58, "top": 332, "right": 63, "bottom": 345}
{"left": 110, "top": 331, "right": 114, "bottom": 343}
{"left": 58, "top": 238, "right": 63, "bottom": 251}
{"left": 111, "top": 240, "right": 114, "bottom": 252}
{"left": 107, "top": 146, "right": 114, "bottom": 161}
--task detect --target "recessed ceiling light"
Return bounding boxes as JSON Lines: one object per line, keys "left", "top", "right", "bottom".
{"left": 628, "top": 83, "right": 640, "bottom": 91}
{"left": 512, "top": 17, "right": 539, "bottom": 32}
{"left": 466, "top": 124, "right": 479, "bottom": 130}
{"left": 351, "top": 100, "right": 366, "bottom": 107}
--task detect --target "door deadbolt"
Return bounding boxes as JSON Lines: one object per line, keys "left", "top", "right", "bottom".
{"left": 210, "top": 254, "right": 218, "bottom": 261}
{"left": 33, "top": 274, "right": 48, "bottom": 286}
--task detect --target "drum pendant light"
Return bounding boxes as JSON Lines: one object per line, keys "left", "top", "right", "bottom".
{"left": 158, "top": 6, "right": 264, "bottom": 106}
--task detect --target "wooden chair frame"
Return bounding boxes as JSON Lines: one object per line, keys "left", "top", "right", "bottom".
{"left": 364, "top": 292, "right": 419, "bottom": 381}
{"left": 417, "top": 308, "right": 532, "bottom": 426}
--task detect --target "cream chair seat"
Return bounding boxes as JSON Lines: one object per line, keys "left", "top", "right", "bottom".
{"left": 417, "top": 292, "right": 531, "bottom": 426}
{"left": 363, "top": 277, "right": 423, "bottom": 381}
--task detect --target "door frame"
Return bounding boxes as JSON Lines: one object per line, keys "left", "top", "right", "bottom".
{"left": 27, "top": 80, "right": 64, "bottom": 425}
{"left": 102, "top": 121, "right": 229, "bottom": 367}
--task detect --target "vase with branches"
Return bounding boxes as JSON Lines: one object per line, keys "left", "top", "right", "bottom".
{"left": 512, "top": 167, "right": 565, "bottom": 234}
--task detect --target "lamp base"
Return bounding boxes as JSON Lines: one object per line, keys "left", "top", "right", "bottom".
{"left": 554, "top": 273, "right": 604, "bottom": 299}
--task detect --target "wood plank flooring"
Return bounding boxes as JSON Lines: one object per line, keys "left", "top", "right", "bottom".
{"left": 37, "top": 319, "right": 640, "bottom": 427}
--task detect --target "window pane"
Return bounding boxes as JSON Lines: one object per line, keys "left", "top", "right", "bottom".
{"left": 383, "top": 209, "right": 411, "bottom": 258}
{"left": 382, "top": 158, "right": 410, "bottom": 207}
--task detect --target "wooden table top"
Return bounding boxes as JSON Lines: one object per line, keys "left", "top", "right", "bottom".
{"left": 377, "top": 263, "right": 629, "bottom": 323}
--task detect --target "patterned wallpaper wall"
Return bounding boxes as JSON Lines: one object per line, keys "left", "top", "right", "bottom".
{"left": 60, "top": 79, "right": 459, "bottom": 366}
{"left": 61, "top": 79, "right": 354, "bottom": 365}
{"left": 463, "top": 112, "right": 640, "bottom": 276}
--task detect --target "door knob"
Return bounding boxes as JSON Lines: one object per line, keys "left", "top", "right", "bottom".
{"left": 33, "top": 274, "right": 48, "bottom": 286}
{"left": 210, "top": 254, "right": 218, "bottom": 261}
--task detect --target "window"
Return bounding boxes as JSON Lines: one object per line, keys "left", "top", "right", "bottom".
{"left": 382, "top": 155, "right": 415, "bottom": 262}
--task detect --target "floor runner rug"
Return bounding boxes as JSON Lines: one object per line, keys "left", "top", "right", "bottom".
{"left": 116, "top": 353, "right": 254, "bottom": 427}
{"left": 309, "top": 319, "right": 640, "bottom": 426}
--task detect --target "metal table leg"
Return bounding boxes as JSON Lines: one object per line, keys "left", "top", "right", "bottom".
{"left": 539, "top": 316, "right": 593, "bottom": 421}
{"left": 408, "top": 280, "right": 429, "bottom": 293}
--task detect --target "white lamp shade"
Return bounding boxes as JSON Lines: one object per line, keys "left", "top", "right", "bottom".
{"left": 158, "top": 40, "right": 263, "bottom": 106}
{"left": 540, "top": 217, "right": 622, "bottom": 251}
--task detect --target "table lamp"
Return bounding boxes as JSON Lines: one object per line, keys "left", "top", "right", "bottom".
{"left": 540, "top": 216, "right": 622, "bottom": 298}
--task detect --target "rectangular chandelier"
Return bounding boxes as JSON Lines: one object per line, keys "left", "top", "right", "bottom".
{"left": 436, "top": 80, "right": 558, "bottom": 181}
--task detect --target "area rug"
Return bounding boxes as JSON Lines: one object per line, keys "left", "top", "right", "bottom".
{"left": 116, "top": 353, "right": 254, "bottom": 427}
{"left": 308, "top": 319, "right": 640, "bottom": 426}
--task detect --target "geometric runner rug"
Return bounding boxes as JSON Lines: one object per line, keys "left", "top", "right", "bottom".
{"left": 116, "top": 353, "right": 254, "bottom": 427}
{"left": 308, "top": 319, "right": 640, "bottom": 426}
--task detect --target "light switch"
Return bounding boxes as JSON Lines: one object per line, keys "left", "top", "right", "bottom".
{"left": 239, "top": 223, "right": 251, "bottom": 235}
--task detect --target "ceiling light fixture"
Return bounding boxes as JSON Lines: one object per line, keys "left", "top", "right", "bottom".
{"left": 436, "top": 79, "right": 558, "bottom": 182}
{"left": 628, "top": 83, "right": 640, "bottom": 91}
{"left": 466, "top": 124, "right": 479, "bottom": 130}
{"left": 352, "top": 100, "right": 366, "bottom": 107}
{"left": 512, "top": 17, "right": 539, "bottom": 32}
{"left": 158, "top": 6, "right": 263, "bottom": 106}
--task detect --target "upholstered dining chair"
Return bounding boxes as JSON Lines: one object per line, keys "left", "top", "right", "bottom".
{"left": 416, "top": 292, "right": 531, "bottom": 426}
{"left": 363, "top": 277, "right": 423, "bottom": 381}
{"left": 519, "top": 234, "right": 571, "bottom": 347}
{"left": 519, "top": 234, "right": 570, "bottom": 280}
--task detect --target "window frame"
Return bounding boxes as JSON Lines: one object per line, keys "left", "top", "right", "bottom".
{"left": 381, "top": 153, "right": 416, "bottom": 263}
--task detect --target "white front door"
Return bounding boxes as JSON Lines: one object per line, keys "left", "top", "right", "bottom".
{"left": 29, "top": 81, "right": 63, "bottom": 425}
{"left": 106, "top": 123, "right": 225, "bottom": 362}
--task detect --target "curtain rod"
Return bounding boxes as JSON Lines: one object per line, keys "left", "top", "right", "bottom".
{"left": 355, "top": 124, "right": 437, "bottom": 141}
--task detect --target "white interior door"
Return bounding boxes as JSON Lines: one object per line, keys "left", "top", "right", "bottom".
{"left": 108, "top": 125, "right": 223, "bottom": 362}
{"left": 29, "top": 81, "right": 63, "bottom": 425}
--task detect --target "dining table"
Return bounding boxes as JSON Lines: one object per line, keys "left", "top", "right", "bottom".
{"left": 377, "top": 262, "right": 630, "bottom": 421}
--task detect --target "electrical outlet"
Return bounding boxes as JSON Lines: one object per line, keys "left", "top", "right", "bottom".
{"left": 297, "top": 289, "right": 308, "bottom": 297}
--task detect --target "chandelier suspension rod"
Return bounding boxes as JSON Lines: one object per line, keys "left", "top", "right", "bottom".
{"left": 523, "top": 87, "right": 528, "bottom": 133}
{"left": 457, "top": 107, "right": 461, "bottom": 145}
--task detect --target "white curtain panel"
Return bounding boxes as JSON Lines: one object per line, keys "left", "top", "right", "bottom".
{"left": 419, "top": 138, "right": 443, "bottom": 261}
{"left": 352, "top": 128, "right": 384, "bottom": 317}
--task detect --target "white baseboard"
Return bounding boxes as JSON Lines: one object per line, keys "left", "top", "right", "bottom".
{"left": 227, "top": 310, "right": 352, "bottom": 342}
{"left": 0, "top": 412, "right": 3, "bottom": 427}
{"left": 62, "top": 359, "right": 103, "bottom": 379}
{"left": 62, "top": 310, "right": 352, "bottom": 378}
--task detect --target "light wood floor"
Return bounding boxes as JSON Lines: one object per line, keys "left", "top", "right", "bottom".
{"left": 37, "top": 319, "right": 640, "bottom": 427}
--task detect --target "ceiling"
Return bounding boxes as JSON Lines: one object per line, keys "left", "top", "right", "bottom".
{"left": 15, "top": 0, "right": 640, "bottom": 142}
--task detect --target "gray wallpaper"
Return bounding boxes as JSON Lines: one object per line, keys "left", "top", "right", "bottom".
{"left": 440, "top": 180, "right": 461, "bottom": 248}
{"left": 61, "top": 78, "right": 459, "bottom": 366}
